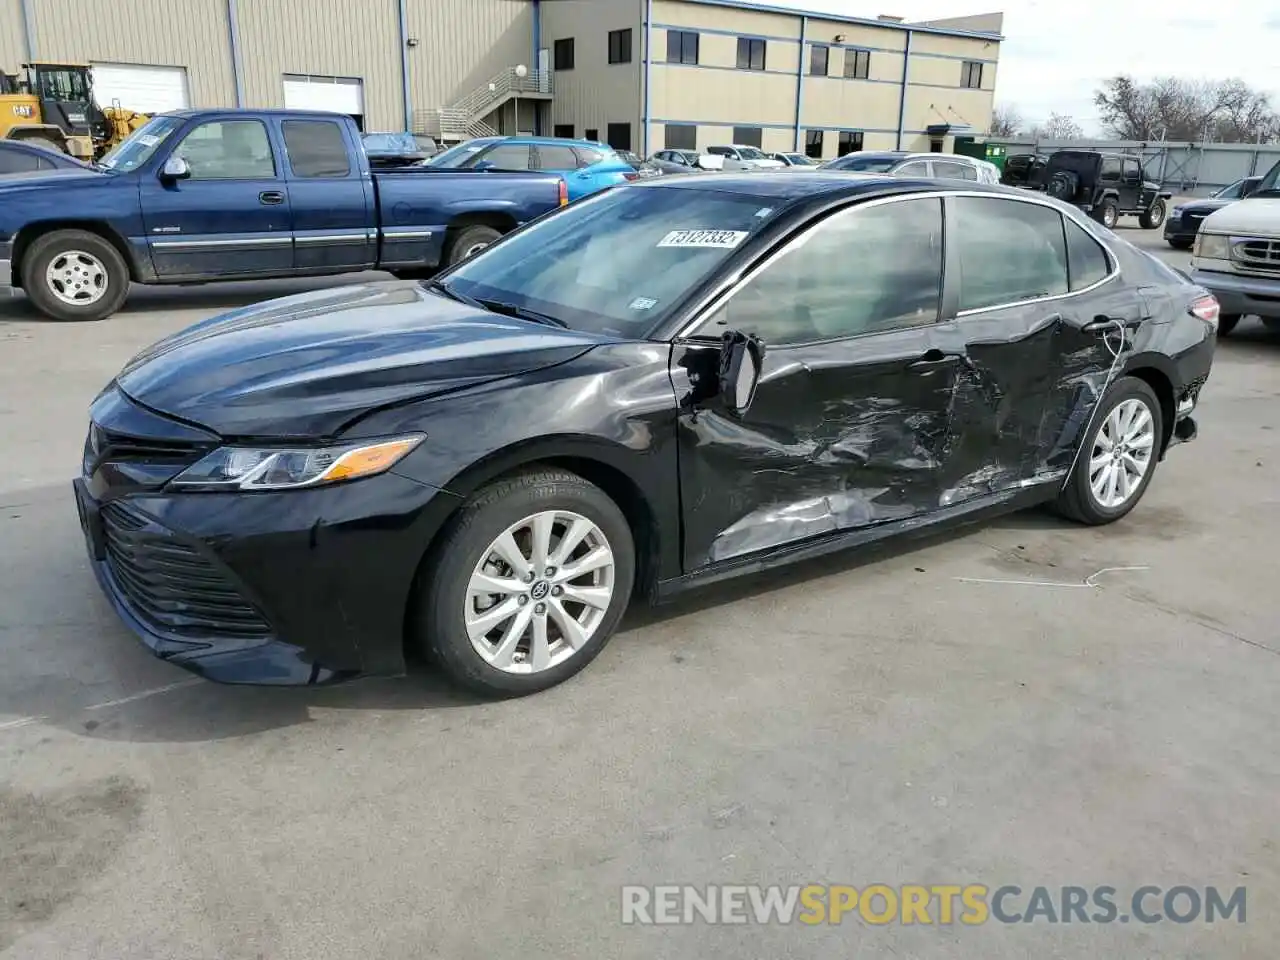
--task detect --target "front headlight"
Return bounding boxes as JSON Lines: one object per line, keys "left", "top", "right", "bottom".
{"left": 171, "top": 434, "right": 424, "bottom": 491}
{"left": 1193, "top": 232, "right": 1230, "bottom": 259}
{"left": 1170, "top": 205, "right": 1184, "bottom": 218}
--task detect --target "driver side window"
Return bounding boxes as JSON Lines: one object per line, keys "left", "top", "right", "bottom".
{"left": 174, "top": 120, "right": 275, "bottom": 180}
{"left": 696, "top": 198, "right": 944, "bottom": 346}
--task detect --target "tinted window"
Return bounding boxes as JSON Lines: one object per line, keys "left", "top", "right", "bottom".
{"left": 961, "top": 61, "right": 983, "bottom": 88}
{"left": 1063, "top": 218, "right": 1111, "bottom": 290}
{"left": 607, "top": 123, "right": 631, "bottom": 151}
{"left": 707, "top": 146, "right": 732, "bottom": 157}
{"left": 736, "top": 37, "right": 766, "bottom": 71}
{"left": 666, "top": 29, "right": 699, "bottom": 64}
{"left": 444, "top": 186, "right": 780, "bottom": 336}
{"left": 1100, "top": 157, "right": 1122, "bottom": 181}
{"left": 1123, "top": 159, "right": 1141, "bottom": 179}
{"left": 732, "top": 127, "right": 762, "bottom": 148}
{"left": 282, "top": 120, "right": 351, "bottom": 177}
{"left": 574, "top": 146, "right": 608, "bottom": 166}
{"left": 826, "top": 154, "right": 896, "bottom": 172}
{"left": 895, "top": 160, "right": 930, "bottom": 176}
{"left": 175, "top": 120, "right": 275, "bottom": 179}
{"left": 845, "top": 49, "right": 870, "bottom": 79}
{"left": 0, "top": 150, "right": 41, "bottom": 174}
{"left": 608, "top": 28, "right": 632, "bottom": 64}
{"left": 805, "top": 130, "right": 823, "bottom": 158}
{"left": 697, "top": 198, "right": 944, "bottom": 345}
{"left": 554, "top": 37, "right": 575, "bottom": 70}
{"left": 536, "top": 145, "right": 580, "bottom": 170}
{"left": 553, "top": 124, "right": 575, "bottom": 138}
{"left": 953, "top": 197, "right": 1068, "bottom": 311}
{"left": 475, "top": 144, "right": 532, "bottom": 170}
{"left": 838, "top": 131, "right": 863, "bottom": 156}
{"left": 664, "top": 124, "right": 696, "bottom": 150}
{"left": 810, "top": 44, "right": 829, "bottom": 76}
{"left": 933, "top": 159, "right": 977, "bottom": 181}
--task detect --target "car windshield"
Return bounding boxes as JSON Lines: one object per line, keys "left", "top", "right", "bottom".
{"left": 427, "top": 140, "right": 497, "bottom": 168}
{"left": 737, "top": 147, "right": 767, "bottom": 160}
{"left": 785, "top": 154, "right": 814, "bottom": 165}
{"left": 440, "top": 185, "right": 781, "bottom": 337}
{"left": 824, "top": 155, "right": 898, "bottom": 172}
{"left": 97, "top": 116, "right": 184, "bottom": 172}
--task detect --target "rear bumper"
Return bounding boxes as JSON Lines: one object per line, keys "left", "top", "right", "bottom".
{"left": 1190, "top": 267, "right": 1280, "bottom": 318}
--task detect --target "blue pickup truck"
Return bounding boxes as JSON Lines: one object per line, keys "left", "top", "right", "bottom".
{"left": 0, "top": 109, "right": 568, "bottom": 322}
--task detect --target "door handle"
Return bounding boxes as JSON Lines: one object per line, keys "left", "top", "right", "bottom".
{"left": 1082, "top": 315, "right": 1142, "bottom": 335}
{"left": 907, "top": 349, "right": 960, "bottom": 371}
{"left": 259, "top": 190, "right": 285, "bottom": 205}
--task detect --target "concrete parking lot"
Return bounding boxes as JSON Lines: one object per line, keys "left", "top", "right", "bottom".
{"left": 1, "top": 231, "right": 1276, "bottom": 960}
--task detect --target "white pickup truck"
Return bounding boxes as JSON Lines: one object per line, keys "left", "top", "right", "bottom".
{"left": 1190, "top": 159, "right": 1280, "bottom": 336}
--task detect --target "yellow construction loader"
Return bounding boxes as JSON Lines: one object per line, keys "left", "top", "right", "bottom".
{"left": 1, "top": 62, "right": 149, "bottom": 160}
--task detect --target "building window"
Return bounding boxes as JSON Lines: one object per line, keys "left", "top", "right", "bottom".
{"left": 585, "top": 127, "right": 599, "bottom": 142}
{"left": 732, "top": 126, "right": 762, "bottom": 148}
{"left": 666, "top": 29, "right": 699, "bottom": 65}
{"left": 608, "top": 28, "right": 632, "bottom": 65}
{"left": 837, "top": 130, "right": 863, "bottom": 156}
{"left": 736, "top": 37, "right": 766, "bottom": 71}
{"left": 664, "top": 123, "right": 697, "bottom": 150}
{"left": 805, "top": 129, "right": 824, "bottom": 159}
{"left": 554, "top": 38, "right": 575, "bottom": 71}
{"left": 844, "top": 49, "right": 870, "bottom": 79}
{"left": 962, "top": 61, "right": 983, "bottom": 88}
{"left": 607, "top": 122, "right": 632, "bottom": 151}
{"left": 553, "top": 124, "right": 575, "bottom": 138}
{"left": 809, "top": 44, "right": 829, "bottom": 76}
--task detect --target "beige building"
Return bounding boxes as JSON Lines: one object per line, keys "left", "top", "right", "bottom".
{"left": 2, "top": 0, "right": 1000, "bottom": 158}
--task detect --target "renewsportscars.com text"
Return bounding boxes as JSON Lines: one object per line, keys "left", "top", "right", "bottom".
{"left": 621, "top": 884, "right": 1246, "bottom": 926}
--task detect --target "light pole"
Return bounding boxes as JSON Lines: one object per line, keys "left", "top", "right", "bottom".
{"left": 515, "top": 64, "right": 528, "bottom": 134}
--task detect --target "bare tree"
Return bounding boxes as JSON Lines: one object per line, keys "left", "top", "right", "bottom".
{"left": 1028, "top": 113, "right": 1084, "bottom": 141}
{"left": 1094, "top": 75, "right": 1279, "bottom": 142}
{"left": 989, "top": 103, "right": 1022, "bottom": 137}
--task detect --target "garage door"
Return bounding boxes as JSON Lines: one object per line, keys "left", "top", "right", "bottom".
{"left": 282, "top": 74, "right": 365, "bottom": 130}
{"left": 90, "top": 63, "right": 190, "bottom": 114}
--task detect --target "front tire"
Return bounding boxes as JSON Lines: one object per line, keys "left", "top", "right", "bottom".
{"left": 1055, "top": 376, "right": 1163, "bottom": 525}
{"left": 20, "top": 229, "right": 130, "bottom": 322}
{"left": 1139, "top": 199, "right": 1167, "bottom": 229}
{"left": 417, "top": 468, "right": 636, "bottom": 697}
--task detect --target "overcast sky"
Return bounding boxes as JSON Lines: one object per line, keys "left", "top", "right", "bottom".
{"left": 764, "top": 0, "right": 1280, "bottom": 133}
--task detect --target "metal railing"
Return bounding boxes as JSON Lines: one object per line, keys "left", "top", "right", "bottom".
{"left": 417, "top": 67, "right": 553, "bottom": 142}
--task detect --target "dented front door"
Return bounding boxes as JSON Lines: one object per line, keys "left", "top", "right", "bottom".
{"left": 671, "top": 330, "right": 960, "bottom": 570}
{"left": 668, "top": 195, "right": 957, "bottom": 572}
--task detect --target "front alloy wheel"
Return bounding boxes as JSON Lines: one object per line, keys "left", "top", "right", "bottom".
{"left": 466, "top": 510, "right": 615, "bottom": 674}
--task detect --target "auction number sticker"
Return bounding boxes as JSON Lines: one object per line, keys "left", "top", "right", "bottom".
{"left": 657, "top": 229, "right": 748, "bottom": 249}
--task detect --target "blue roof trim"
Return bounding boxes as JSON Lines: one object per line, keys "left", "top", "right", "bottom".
{"left": 670, "top": 0, "right": 1004, "bottom": 41}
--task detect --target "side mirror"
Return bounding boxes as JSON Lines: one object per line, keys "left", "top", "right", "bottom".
{"left": 160, "top": 155, "right": 191, "bottom": 181}
{"left": 1241, "top": 181, "right": 1258, "bottom": 198}
{"left": 718, "top": 330, "right": 765, "bottom": 417}
{"left": 473, "top": 160, "right": 495, "bottom": 172}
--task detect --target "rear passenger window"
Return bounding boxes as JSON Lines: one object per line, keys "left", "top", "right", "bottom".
{"left": 536, "top": 145, "right": 581, "bottom": 170}
{"left": 952, "top": 197, "right": 1068, "bottom": 311}
{"left": 933, "top": 159, "right": 977, "bottom": 181}
{"left": 282, "top": 120, "right": 351, "bottom": 178}
{"left": 896, "top": 161, "right": 930, "bottom": 176}
{"left": 1063, "top": 218, "right": 1111, "bottom": 290}
{"left": 474, "top": 144, "right": 532, "bottom": 170}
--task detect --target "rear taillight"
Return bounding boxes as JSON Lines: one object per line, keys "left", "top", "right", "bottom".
{"left": 558, "top": 179, "right": 568, "bottom": 206}
{"left": 1190, "top": 294, "right": 1220, "bottom": 330}
{"left": 623, "top": 172, "right": 639, "bottom": 181}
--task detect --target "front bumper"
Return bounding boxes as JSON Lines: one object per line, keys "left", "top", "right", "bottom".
{"left": 1190, "top": 266, "right": 1280, "bottom": 319}
{"left": 1, "top": 238, "right": 14, "bottom": 295}
{"left": 74, "top": 469, "right": 456, "bottom": 685}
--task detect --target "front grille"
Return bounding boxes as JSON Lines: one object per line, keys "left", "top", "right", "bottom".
{"left": 83, "top": 424, "right": 209, "bottom": 476}
{"left": 101, "top": 501, "right": 272, "bottom": 640}
{"left": 1231, "top": 238, "right": 1280, "bottom": 272}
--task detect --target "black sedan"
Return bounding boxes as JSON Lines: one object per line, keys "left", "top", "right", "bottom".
{"left": 0, "top": 139, "right": 90, "bottom": 176}
{"left": 1164, "top": 176, "right": 1261, "bottom": 249}
{"left": 75, "top": 175, "right": 1218, "bottom": 696}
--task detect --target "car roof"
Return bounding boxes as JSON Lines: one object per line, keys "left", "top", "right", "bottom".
{"left": 635, "top": 170, "right": 1023, "bottom": 201}
{"left": 501, "top": 135, "right": 613, "bottom": 149}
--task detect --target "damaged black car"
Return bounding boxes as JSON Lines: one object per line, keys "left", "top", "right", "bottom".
{"left": 75, "top": 174, "right": 1218, "bottom": 696}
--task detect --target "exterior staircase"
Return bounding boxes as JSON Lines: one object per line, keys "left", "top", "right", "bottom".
{"left": 417, "top": 67, "right": 553, "bottom": 143}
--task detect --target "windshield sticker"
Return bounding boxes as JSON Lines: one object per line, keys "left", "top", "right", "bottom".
{"left": 136, "top": 134, "right": 160, "bottom": 147}
{"left": 755, "top": 208, "right": 774, "bottom": 218}
{"left": 629, "top": 296, "right": 658, "bottom": 311}
{"left": 657, "top": 229, "right": 749, "bottom": 249}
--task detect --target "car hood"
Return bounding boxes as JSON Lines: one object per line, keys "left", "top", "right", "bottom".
{"left": 1176, "top": 197, "right": 1234, "bottom": 215}
{"left": 115, "top": 281, "right": 609, "bottom": 439}
{"left": 1200, "top": 198, "right": 1280, "bottom": 235}
{"left": 0, "top": 168, "right": 107, "bottom": 193}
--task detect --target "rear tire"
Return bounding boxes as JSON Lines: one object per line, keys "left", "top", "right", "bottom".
{"left": 1094, "top": 198, "right": 1119, "bottom": 230}
{"left": 1217, "top": 314, "right": 1240, "bottom": 337}
{"left": 1139, "top": 199, "right": 1167, "bottom": 229}
{"left": 445, "top": 225, "right": 502, "bottom": 265}
{"left": 416, "top": 468, "right": 636, "bottom": 697}
{"left": 20, "top": 229, "right": 130, "bottom": 322}
{"left": 1054, "top": 376, "right": 1163, "bottom": 526}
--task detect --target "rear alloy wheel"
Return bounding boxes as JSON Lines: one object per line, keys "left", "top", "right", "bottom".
{"left": 418, "top": 468, "right": 635, "bottom": 696}
{"left": 1095, "top": 198, "right": 1119, "bottom": 230}
{"left": 1055, "top": 376, "right": 1163, "bottom": 525}
{"left": 446, "top": 225, "right": 502, "bottom": 265}
{"left": 1139, "top": 199, "right": 1167, "bottom": 229}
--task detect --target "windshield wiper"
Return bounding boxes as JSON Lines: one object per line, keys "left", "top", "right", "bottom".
{"left": 423, "top": 277, "right": 482, "bottom": 308}
{"left": 475, "top": 298, "right": 568, "bottom": 328}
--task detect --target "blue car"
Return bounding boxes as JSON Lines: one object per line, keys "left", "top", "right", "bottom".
{"left": 0, "top": 139, "right": 91, "bottom": 176}
{"left": 428, "top": 135, "right": 636, "bottom": 200}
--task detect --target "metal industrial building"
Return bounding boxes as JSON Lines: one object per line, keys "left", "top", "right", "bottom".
{"left": 2, "top": 0, "right": 1001, "bottom": 158}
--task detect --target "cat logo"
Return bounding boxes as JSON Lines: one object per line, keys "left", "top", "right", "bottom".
{"left": 11, "top": 104, "right": 34, "bottom": 118}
